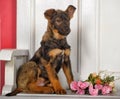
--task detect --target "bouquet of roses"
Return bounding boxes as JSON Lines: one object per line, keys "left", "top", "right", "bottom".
{"left": 70, "top": 71, "right": 115, "bottom": 96}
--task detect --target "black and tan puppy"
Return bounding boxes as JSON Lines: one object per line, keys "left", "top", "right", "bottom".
{"left": 6, "top": 5, "right": 76, "bottom": 96}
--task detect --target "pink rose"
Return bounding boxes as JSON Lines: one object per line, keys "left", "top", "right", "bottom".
{"left": 89, "top": 84, "right": 98, "bottom": 96}
{"left": 95, "top": 84, "right": 103, "bottom": 90}
{"left": 70, "top": 81, "right": 78, "bottom": 91}
{"left": 76, "top": 88, "right": 85, "bottom": 95}
{"left": 102, "top": 85, "right": 112, "bottom": 95}
{"left": 78, "top": 81, "right": 89, "bottom": 89}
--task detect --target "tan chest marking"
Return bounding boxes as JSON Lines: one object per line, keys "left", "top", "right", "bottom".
{"left": 48, "top": 48, "right": 70, "bottom": 58}
{"left": 48, "top": 48, "right": 63, "bottom": 58}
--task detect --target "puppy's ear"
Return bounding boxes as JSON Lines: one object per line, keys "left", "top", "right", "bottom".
{"left": 65, "top": 5, "right": 76, "bottom": 19}
{"left": 44, "top": 9, "right": 57, "bottom": 20}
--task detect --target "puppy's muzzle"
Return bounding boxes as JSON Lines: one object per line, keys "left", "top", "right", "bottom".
{"left": 58, "top": 26, "right": 71, "bottom": 36}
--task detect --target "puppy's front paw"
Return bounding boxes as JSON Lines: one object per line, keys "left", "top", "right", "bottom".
{"left": 55, "top": 88, "right": 66, "bottom": 94}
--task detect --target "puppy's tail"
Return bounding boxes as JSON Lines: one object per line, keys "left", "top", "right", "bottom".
{"left": 5, "top": 88, "right": 22, "bottom": 96}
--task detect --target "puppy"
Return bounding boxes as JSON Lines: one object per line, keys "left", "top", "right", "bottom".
{"left": 6, "top": 5, "right": 76, "bottom": 96}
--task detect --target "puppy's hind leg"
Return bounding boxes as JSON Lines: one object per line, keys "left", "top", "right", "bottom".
{"left": 28, "top": 82, "right": 55, "bottom": 94}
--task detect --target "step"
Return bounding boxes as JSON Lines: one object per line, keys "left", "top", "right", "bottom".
{"left": 0, "top": 90, "right": 120, "bottom": 99}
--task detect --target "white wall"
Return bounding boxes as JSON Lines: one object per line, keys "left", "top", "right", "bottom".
{"left": 99, "top": 0, "right": 120, "bottom": 90}
{"left": 99, "top": 0, "right": 120, "bottom": 71}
